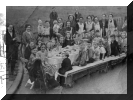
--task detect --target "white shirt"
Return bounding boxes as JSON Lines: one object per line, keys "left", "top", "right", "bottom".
{"left": 99, "top": 46, "right": 106, "bottom": 54}
{"left": 9, "top": 32, "right": 12, "bottom": 37}
{"left": 44, "top": 27, "right": 50, "bottom": 35}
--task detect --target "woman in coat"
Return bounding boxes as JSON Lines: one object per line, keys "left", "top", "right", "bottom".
{"left": 22, "top": 24, "right": 38, "bottom": 49}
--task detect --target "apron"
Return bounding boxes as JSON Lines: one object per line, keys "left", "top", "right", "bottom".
{"left": 108, "top": 20, "right": 115, "bottom": 37}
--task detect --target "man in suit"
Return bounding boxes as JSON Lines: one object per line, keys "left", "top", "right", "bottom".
{"left": 49, "top": 7, "right": 58, "bottom": 28}
{"left": 100, "top": 14, "right": 108, "bottom": 37}
{"left": 6, "top": 24, "right": 18, "bottom": 76}
{"left": 58, "top": 53, "right": 72, "bottom": 86}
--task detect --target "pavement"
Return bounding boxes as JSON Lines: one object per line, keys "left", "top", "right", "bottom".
{"left": 6, "top": 60, "right": 23, "bottom": 94}
{"left": 16, "top": 63, "right": 127, "bottom": 94}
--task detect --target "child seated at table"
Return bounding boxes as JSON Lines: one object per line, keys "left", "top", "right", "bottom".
{"left": 92, "top": 42, "right": 100, "bottom": 61}
{"left": 36, "top": 40, "right": 42, "bottom": 51}
{"left": 87, "top": 41, "right": 95, "bottom": 63}
{"left": 121, "top": 31, "right": 127, "bottom": 53}
{"left": 110, "top": 34, "right": 120, "bottom": 56}
{"left": 28, "top": 48, "right": 38, "bottom": 70}
{"left": 99, "top": 40, "right": 106, "bottom": 60}
{"left": 58, "top": 53, "right": 72, "bottom": 86}
{"left": 73, "top": 43, "right": 88, "bottom": 66}
{"left": 58, "top": 35, "right": 64, "bottom": 47}
{"left": 36, "top": 43, "right": 48, "bottom": 63}
{"left": 103, "top": 36, "right": 111, "bottom": 57}
{"left": 63, "top": 32, "right": 75, "bottom": 48}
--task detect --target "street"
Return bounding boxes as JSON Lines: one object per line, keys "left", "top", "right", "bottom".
{"left": 16, "top": 63, "right": 127, "bottom": 94}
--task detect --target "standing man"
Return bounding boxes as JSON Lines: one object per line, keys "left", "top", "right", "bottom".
{"left": 49, "top": 7, "right": 58, "bottom": 28}
{"left": 100, "top": 14, "right": 108, "bottom": 37}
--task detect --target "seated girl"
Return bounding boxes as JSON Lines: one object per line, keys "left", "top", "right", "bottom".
{"left": 36, "top": 43, "right": 56, "bottom": 76}
{"left": 28, "top": 48, "right": 38, "bottom": 70}
{"left": 58, "top": 35, "right": 64, "bottom": 47}
{"left": 36, "top": 40, "right": 42, "bottom": 51}
{"left": 73, "top": 43, "right": 88, "bottom": 66}
{"left": 99, "top": 41, "right": 106, "bottom": 60}
{"left": 92, "top": 42, "right": 100, "bottom": 61}
{"left": 36, "top": 43, "right": 48, "bottom": 64}
{"left": 62, "top": 32, "right": 75, "bottom": 48}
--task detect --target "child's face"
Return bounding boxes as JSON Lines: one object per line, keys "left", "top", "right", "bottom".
{"left": 121, "top": 33, "right": 126, "bottom": 39}
{"left": 111, "top": 37, "right": 115, "bottom": 41}
{"left": 41, "top": 45, "right": 45, "bottom": 52}
{"left": 66, "top": 33, "right": 71, "bottom": 38}
{"left": 53, "top": 20, "right": 58, "bottom": 25}
{"left": 88, "top": 43, "right": 91, "bottom": 48}
{"left": 87, "top": 16, "right": 91, "bottom": 22}
{"left": 60, "top": 37, "right": 64, "bottom": 42}
{"left": 69, "top": 16, "right": 73, "bottom": 21}
{"left": 79, "top": 18, "right": 83, "bottom": 23}
{"left": 32, "top": 48, "right": 37, "bottom": 54}
{"left": 45, "top": 22, "right": 50, "bottom": 27}
{"left": 38, "top": 41, "right": 42, "bottom": 46}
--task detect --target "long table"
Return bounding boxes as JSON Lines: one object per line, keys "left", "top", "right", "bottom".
{"left": 61, "top": 53, "right": 126, "bottom": 87}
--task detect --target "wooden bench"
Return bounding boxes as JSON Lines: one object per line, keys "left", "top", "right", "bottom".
{"left": 63, "top": 54, "right": 126, "bottom": 87}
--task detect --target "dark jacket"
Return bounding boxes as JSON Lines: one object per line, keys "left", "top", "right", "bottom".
{"left": 59, "top": 58, "right": 72, "bottom": 75}
{"left": 62, "top": 39, "right": 75, "bottom": 48}
{"left": 110, "top": 40, "right": 120, "bottom": 56}
{"left": 24, "top": 45, "right": 32, "bottom": 60}
{"left": 49, "top": 11, "right": 58, "bottom": 20}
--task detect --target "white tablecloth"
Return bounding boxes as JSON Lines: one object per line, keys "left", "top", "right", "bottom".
{"left": 47, "top": 46, "right": 79, "bottom": 69}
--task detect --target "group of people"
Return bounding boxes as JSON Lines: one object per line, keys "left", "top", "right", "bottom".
{"left": 6, "top": 7, "right": 127, "bottom": 87}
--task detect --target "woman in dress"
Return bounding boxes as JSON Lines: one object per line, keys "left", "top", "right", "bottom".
{"left": 22, "top": 24, "right": 38, "bottom": 50}
{"left": 68, "top": 14, "right": 76, "bottom": 28}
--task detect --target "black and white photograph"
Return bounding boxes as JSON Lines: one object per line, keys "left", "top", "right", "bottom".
{"left": 5, "top": 6, "right": 128, "bottom": 95}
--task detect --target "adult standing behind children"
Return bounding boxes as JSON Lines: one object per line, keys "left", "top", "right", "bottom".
{"left": 49, "top": 7, "right": 58, "bottom": 28}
